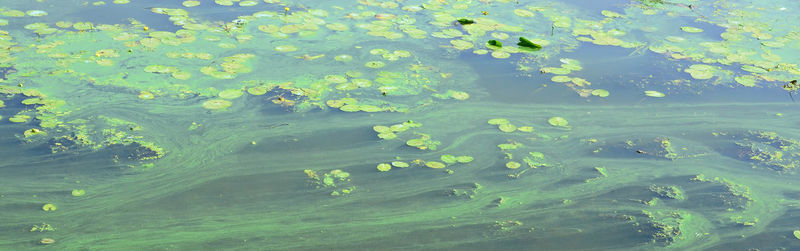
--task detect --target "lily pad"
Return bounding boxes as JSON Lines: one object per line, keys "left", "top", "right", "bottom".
{"left": 517, "top": 37, "right": 542, "bottom": 51}
{"left": 455, "top": 156, "right": 474, "bottom": 163}
{"left": 506, "top": 161, "right": 521, "bottom": 169}
{"left": 377, "top": 163, "right": 391, "bottom": 172}
{"left": 426, "top": 161, "right": 446, "bottom": 169}
{"left": 247, "top": 86, "right": 269, "bottom": 95}
{"left": 391, "top": 161, "right": 409, "bottom": 168}
{"left": 441, "top": 155, "right": 457, "bottom": 164}
{"left": 365, "top": 61, "right": 386, "bottom": 68}
{"left": 498, "top": 123, "right": 517, "bottom": 133}
{"left": 644, "top": 90, "right": 665, "bottom": 97}
{"left": 406, "top": 139, "right": 425, "bottom": 147}
{"left": 548, "top": 117, "right": 569, "bottom": 127}
{"left": 591, "top": 89, "right": 610, "bottom": 97}
{"left": 218, "top": 89, "right": 244, "bottom": 99}
{"left": 680, "top": 26, "right": 704, "bottom": 33}
{"left": 202, "top": 99, "right": 233, "bottom": 110}
{"left": 488, "top": 118, "right": 510, "bottom": 125}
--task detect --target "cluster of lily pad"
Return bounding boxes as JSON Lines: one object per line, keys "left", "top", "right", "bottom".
{"left": 372, "top": 120, "right": 422, "bottom": 140}
{"left": 303, "top": 169, "right": 355, "bottom": 196}
{"left": 376, "top": 154, "right": 473, "bottom": 172}
{"left": 488, "top": 118, "right": 534, "bottom": 133}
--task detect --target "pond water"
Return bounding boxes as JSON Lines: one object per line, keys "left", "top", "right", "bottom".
{"left": 1, "top": 0, "right": 800, "bottom": 250}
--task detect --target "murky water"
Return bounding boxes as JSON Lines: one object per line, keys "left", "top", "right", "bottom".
{"left": 1, "top": 0, "right": 800, "bottom": 250}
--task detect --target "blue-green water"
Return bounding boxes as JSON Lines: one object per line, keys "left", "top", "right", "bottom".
{"left": 1, "top": 0, "right": 800, "bottom": 250}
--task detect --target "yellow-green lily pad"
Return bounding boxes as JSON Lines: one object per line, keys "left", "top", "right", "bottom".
{"left": 548, "top": 117, "right": 568, "bottom": 127}
{"left": 426, "top": 161, "right": 446, "bottom": 169}
{"left": 377, "top": 163, "right": 391, "bottom": 172}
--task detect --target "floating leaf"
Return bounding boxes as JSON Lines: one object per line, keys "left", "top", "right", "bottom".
{"left": 441, "top": 155, "right": 457, "bottom": 164}
{"left": 456, "top": 18, "right": 474, "bottom": 25}
{"left": 644, "top": 90, "right": 665, "bottom": 97}
{"left": 377, "top": 132, "right": 397, "bottom": 139}
{"left": 591, "top": 89, "right": 610, "bottom": 97}
{"left": 488, "top": 118, "right": 510, "bottom": 125}
{"left": 517, "top": 37, "right": 542, "bottom": 51}
{"left": 487, "top": 40, "right": 502, "bottom": 48}
{"left": 426, "top": 161, "right": 446, "bottom": 169}
{"left": 71, "top": 189, "right": 86, "bottom": 197}
{"left": 680, "top": 26, "right": 704, "bottom": 33}
{"left": 498, "top": 123, "right": 517, "bottom": 133}
{"left": 455, "top": 156, "right": 474, "bottom": 163}
{"left": 548, "top": 117, "right": 569, "bottom": 127}
{"left": 202, "top": 99, "right": 232, "bottom": 110}
{"left": 391, "top": 161, "right": 409, "bottom": 168}
{"left": 377, "top": 163, "right": 391, "bottom": 172}
{"left": 506, "top": 161, "right": 521, "bottom": 169}
{"left": 218, "top": 89, "right": 244, "bottom": 99}
{"left": 406, "top": 139, "right": 425, "bottom": 147}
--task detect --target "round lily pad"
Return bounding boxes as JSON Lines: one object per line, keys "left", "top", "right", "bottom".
{"left": 491, "top": 51, "right": 510, "bottom": 59}
{"left": 138, "top": 91, "right": 155, "bottom": 100}
{"left": 451, "top": 91, "right": 469, "bottom": 100}
{"left": 218, "top": 89, "right": 244, "bottom": 99}
{"left": 274, "top": 45, "right": 297, "bottom": 52}
{"left": 377, "top": 132, "right": 397, "bottom": 139}
{"left": 377, "top": 163, "right": 391, "bottom": 172}
{"left": 506, "top": 161, "right": 521, "bottom": 169}
{"left": 455, "top": 155, "right": 474, "bottom": 163}
{"left": 426, "top": 161, "right": 446, "bottom": 169}
{"left": 680, "top": 26, "right": 704, "bottom": 33}
{"left": 498, "top": 123, "right": 517, "bottom": 133}
{"left": 391, "top": 161, "right": 409, "bottom": 168}
{"left": 71, "top": 189, "right": 86, "bottom": 197}
{"left": 339, "top": 104, "right": 360, "bottom": 112}
{"left": 42, "top": 203, "right": 57, "bottom": 211}
{"left": 548, "top": 117, "right": 569, "bottom": 127}
{"left": 644, "top": 90, "right": 665, "bottom": 97}
{"left": 406, "top": 139, "right": 425, "bottom": 147}
{"left": 591, "top": 89, "right": 610, "bottom": 97}
{"left": 365, "top": 61, "right": 385, "bottom": 68}
{"left": 488, "top": 118, "right": 510, "bottom": 125}
{"left": 247, "top": 86, "right": 269, "bottom": 95}
{"left": 324, "top": 75, "right": 347, "bottom": 83}
{"left": 373, "top": 125, "right": 392, "bottom": 133}
{"left": 518, "top": 126, "right": 533, "bottom": 132}
{"left": 441, "top": 155, "right": 457, "bottom": 164}
{"left": 26, "top": 10, "right": 48, "bottom": 17}
{"left": 202, "top": 99, "right": 232, "bottom": 110}
{"left": 335, "top": 54, "right": 353, "bottom": 62}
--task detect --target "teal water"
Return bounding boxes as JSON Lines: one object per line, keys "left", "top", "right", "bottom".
{"left": 1, "top": 0, "right": 800, "bottom": 250}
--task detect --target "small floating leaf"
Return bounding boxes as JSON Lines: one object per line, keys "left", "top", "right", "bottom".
{"left": 441, "top": 155, "right": 457, "bottom": 164}
{"left": 426, "top": 161, "right": 446, "bottom": 169}
{"left": 591, "top": 89, "right": 610, "bottom": 97}
{"left": 680, "top": 26, "right": 704, "bottom": 33}
{"left": 377, "top": 163, "right": 391, "bottom": 172}
{"left": 406, "top": 139, "right": 425, "bottom": 147}
{"left": 455, "top": 156, "right": 474, "bottom": 163}
{"left": 456, "top": 18, "right": 474, "bottom": 25}
{"left": 487, "top": 40, "right": 502, "bottom": 48}
{"left": 498, "top": 123, "right": 517, "bottom": 133}
{"left": 391, "top": 161, "right": 409, "bottom": 168}
{"left": 488, "top": 118, "right": 510, "bottom": 125}
{"left": 644, "top": 90, "right": 665, "bottom": 97}
{"left": 517, "top": 37, "right": 542, "bottom": 51}
{"left": 548, "top": 117, "right": 569, "bottom": 127}
{"left": 506, "top": 161, "right": 521, "bottom": 169}
{"left": 71, "top": 189, "right": 86, "bottom": 197}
